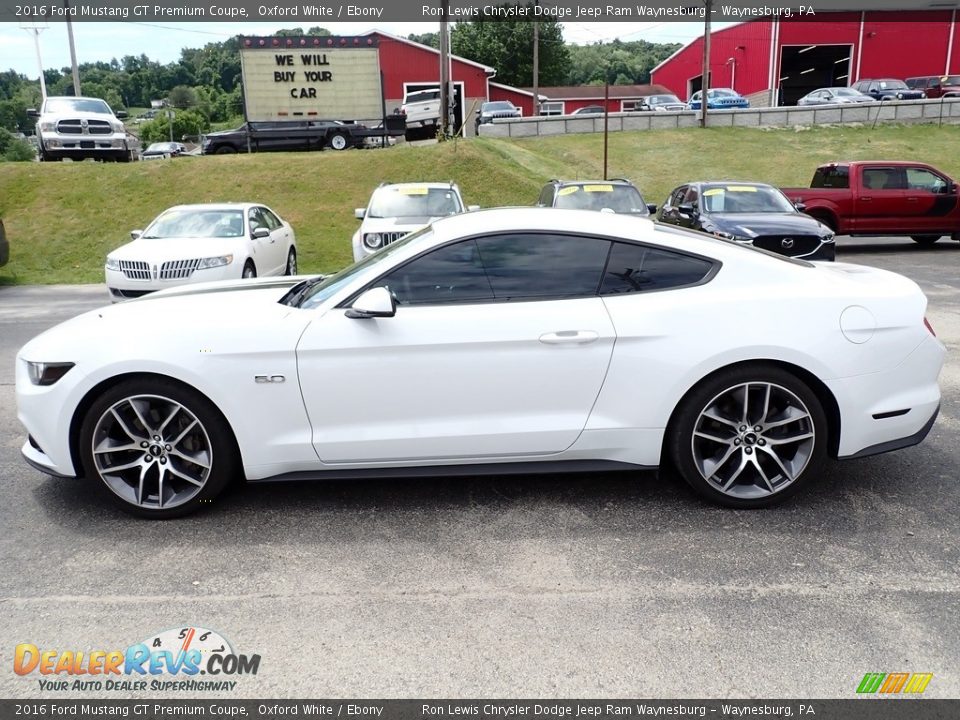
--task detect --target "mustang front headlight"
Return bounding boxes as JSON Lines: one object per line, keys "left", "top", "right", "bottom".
{"left": 105, "top": 257, "right": 120, "bottom": 271}
{"left": 26, "top": 361, "right": 75, "bottom": 386}
{"left": 196, "top": 254, "right": 233, "bottom": 269}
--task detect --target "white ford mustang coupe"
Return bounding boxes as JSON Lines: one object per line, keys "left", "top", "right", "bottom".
{"left": 17, "top": 209, "right": 945, "bottom": 518}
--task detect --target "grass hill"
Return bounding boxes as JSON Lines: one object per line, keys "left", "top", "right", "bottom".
{"left": 2, "top": 123, "right": 959, "bottom": 285}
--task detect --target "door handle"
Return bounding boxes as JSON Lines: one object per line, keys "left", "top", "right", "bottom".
{"left": 859, "top": 196, "right": 872, "bottom": 201}
{"left": 907, "top": 197, "right": 918, "bottom": 202}
{"left": 539, "top": 330, "right": 599, "bottom": 345}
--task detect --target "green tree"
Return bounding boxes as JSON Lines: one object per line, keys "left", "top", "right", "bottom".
{"left": 451, "top": 5, "right": 569, "bottom": 87}
{"left": 407, "top": 32, "right": 439, "bottom": 49}
{"left": 167, "top": 85, "right": 198, "bottom": 109}
{"left": 139, "top": 109, "right": 209, "bottom": 144}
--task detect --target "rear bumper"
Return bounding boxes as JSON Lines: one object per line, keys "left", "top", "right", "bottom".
{"left": 842, "top": 404, "right": 939, "bottom": 459}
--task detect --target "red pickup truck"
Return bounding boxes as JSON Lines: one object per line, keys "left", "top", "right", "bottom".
{"left": 781, "top": 161, "right": 960, "bottom": 245}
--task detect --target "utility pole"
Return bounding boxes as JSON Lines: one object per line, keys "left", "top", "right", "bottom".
{"left": 64, "top": 0, "right": 81, "bottom": 96}
{"left": 532, "top": 2, "right": 540, "bottom": 116}
{"left": 699, "top": 0, "right": 712, "bottom": 128}
{"left": 20, "top": 22, "right": 48, "bottom": 100}
{"left": 439, "top": 1, "right": 450, "bottom": 138}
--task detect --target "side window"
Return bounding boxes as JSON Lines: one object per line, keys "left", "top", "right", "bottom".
{"left": 475, "top": 233, "right": 610, "bottom": 300}
{"left": 601, "top": 243, "right": 714, "bottom": 295}
{"left": 381, "top": 239, "right": 493, "bottom": 306}
{"left": 683, "top": 186, "right": 700, "bottom": 207}
{"left": 537, "top": 186, "right": 555, "bottom": 207}
{"left": 811, "top": 166, "right": 849, "bottom": 189}
{"left": 259, "top": 208, "right": 282, "bottom": 230}
{"left": 248, "top": 208, "right": 265, "bottom": 234}
{"left": 906, "top": 168, "right": 948, "bottom": 193}
{"left": 862, "top": 167, "right": 902, "bottom": 190}
{"left": 668, "top": 186, "right": 687, "bottom": 207}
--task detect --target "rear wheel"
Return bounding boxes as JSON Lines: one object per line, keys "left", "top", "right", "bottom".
{"left": 78, "top": 379, "right": 238, "bottom": 518}
{"left": 667, "top": 365, "right": 828, "bottom": 508}
{"left": 242, "top": 261, "right": 257, "bottom": 279}
{"left": 911, "top": 235, "right": 942, "bottom": 246}
{"left": 328, "top": 133, "right": 348, "bottom": 151}
{"left": 215, "top": 145, "right": 237, "bottom": 154}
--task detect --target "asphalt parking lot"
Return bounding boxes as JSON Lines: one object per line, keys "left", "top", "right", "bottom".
{"left": 1, "top": 237, "right": 958, "bottom": 699}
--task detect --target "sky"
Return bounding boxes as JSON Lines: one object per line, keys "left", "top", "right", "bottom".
{"left": 0, "top": 21, "right": 720, "bottom": 79}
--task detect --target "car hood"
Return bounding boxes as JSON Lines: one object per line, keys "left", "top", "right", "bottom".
{"left": 706, "top": 212, "right": 831, "bottom": 237}
{"left": 41, "top": 110, "right": 121, "bottom": 122}
{"left": 360, "top": 217, "right": 437, "bottom": 232}
{"left": 107, "top": 237, "right": 243, "bottom": 262}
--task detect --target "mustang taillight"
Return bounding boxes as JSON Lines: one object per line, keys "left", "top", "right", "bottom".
{"left": 924, "top": 317, "right": 937, "bottom": 337}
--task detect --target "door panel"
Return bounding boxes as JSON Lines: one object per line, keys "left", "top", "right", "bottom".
{"left": 296, "top": 299, "right": 616, "bottom": 463}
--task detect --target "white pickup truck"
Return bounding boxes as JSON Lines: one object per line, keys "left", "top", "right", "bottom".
{"left": 28, "top": 96, "right": 131, "bottom": 162}
{"left": 400, "top": 88, "right": 442, "bottom": 130}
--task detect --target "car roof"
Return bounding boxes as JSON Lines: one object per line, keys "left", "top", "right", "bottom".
{"left": 375, "top": 182, "right": 459, "bottom": 190}
{"left": 688, "top": 181, "right": 775, "bottom": 189}
{"left": 549, "top": 178, "right": 635, "bottom": 186}
{"left": 162, "top": 203, "right": 259, "bottom": 212}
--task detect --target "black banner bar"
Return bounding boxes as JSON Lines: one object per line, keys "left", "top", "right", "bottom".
{"left": 0, "top": 0, "right": 949, "bottom": 24}
{"left": 0, "top": 700, "right": 957, "bottom": 720}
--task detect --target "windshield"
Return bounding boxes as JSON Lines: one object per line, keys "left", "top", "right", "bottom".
{"left": 649, "top": 95, "right": 681, "bottom": 104}
{"left": 701, "top": 185, "right": 796, "bottom": 214}
{"left": 298, "top": 228, "right": 432, "bottom": 309}
{"left": 142, "top": 208, "right": 245, "bottom": 239}
{"left": 834, "top": 88, "right": 862, "bottom": 96}
{"left": 554, "top": 184, "right": 648, "bottom": 214}
{"left": 483, "top": 102, "right": 515, "bottom": 112}
{"left": 708, "top": 89, "right": 737, "bottom": 98}
{"left": 44, "top": 97, "right": 113, "bottom": 114}
{"left": 146, "top": 143, "right": 177, "bottom": 152}
{"left": 367, "top": 186, "right": 462, "bottom": 218}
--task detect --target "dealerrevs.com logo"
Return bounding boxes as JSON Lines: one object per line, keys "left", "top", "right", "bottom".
{"left": 14, "top": 626, "right": 260, "bottom": 692}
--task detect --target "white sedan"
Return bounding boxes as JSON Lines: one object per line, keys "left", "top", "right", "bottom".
{"left": 18, "top": 209, "right": 944, "bottom": 518}
{"left": 104, "top": 203, "right": 297, "bottom": 301}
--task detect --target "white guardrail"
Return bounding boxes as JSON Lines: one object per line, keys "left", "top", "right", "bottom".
{"left": 477, "top": 97, "right": 960, "bottom": 138}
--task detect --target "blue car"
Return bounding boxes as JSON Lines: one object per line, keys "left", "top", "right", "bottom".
{"left": 687, "top": 88, "right": 750, "bottom": 110}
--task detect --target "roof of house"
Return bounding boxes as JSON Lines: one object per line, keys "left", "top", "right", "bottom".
{"left": 359, "top": 29, "right": 496, "bottom": 74}
{"left": 489, "top": 82, "right": 548, "bottom": 100}
{"left": 521, "top": 84, "right": 674, "bottom": 100}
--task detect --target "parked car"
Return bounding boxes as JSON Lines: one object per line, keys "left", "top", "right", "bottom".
{"left": 201, "top": 120, "right": 369, "bottom": 154}
{"left": 134, "top": 110, "right": 159, "bottom": 124}
{"left": 536, "top": 179, "right": 657, "bottom": 216}
{"left": 906, "top": 75, "right": 960, "bottom": 98}
{"left": 400, "top": 87, "right": 442, "bottom": 130}
{"left": 851, "top": 79, "right": 925, "bottom": 101}
{"left": 570, "top": 105, "right": 606, "bottom": 115}
{"left": 27, "top": 96, "right": 130, "bottom": 162}
{"left": 140, "top": 142, "right": 187, "bottom": 160}
{"left": 475, "top": 101, "right": 521, "bottom": 133}
{"left": 104, "top": 203, "right": 297, "bottom": 301}
{"left": 687, "top": 88, "right": 750, "bottom": 110}
{"left": 781, "top": 161, "right": 960, "bottom": 245}
{"left": 796, "top": 87, "right": 876, "bottom": 106}
{"left": 16, "top": 208, "right": 945, "bottom": 518}
{"left": 0, "top": 218, "right": 8, "bottom": 268}
{"left": 658, "top": 182, "right": 835, "bottom": 260}
{"left": 352, "top": 182, "right": 477, "bottom": 261}
{"left": 636, "top": 94, "right": 687, "bottom": 112}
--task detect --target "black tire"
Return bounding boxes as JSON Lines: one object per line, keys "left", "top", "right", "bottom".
{"left": 78, "top": 378, "right": 239, "bottom": 519}
{"left": 284, "top": 248, "right": 297, "bottom": 276}
{"left": 911, "top": 235, "right": 942, "bottom": 246}
{"left": 809, "top": 212, "right": 836, "bottom": 232}
{"left": 328, "top": 133, "right": 349, "bottom": 151}
{"left": 242, "top": 261, "right": 257, "bottom": 279}
{"left": 214, "top": 145, "right": 237, "bottom": 154}
{"left": 666, "top": 364, "right": 828, "bottom": 509}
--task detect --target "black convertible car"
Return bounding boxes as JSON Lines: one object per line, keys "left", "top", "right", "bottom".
{"left": 657, "top": 181, "right": 836, "bottom": 261}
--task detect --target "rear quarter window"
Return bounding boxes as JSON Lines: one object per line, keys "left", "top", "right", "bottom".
{"left": 811, "top": 166, "right": 849, "bottom": 189}
{"left": 600, "top": 242, "right": 714, "bottom": 295}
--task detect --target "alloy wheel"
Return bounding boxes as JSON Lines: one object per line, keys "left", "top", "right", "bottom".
{"left": 91, "top": 394, "right": 212, "bottom": 510}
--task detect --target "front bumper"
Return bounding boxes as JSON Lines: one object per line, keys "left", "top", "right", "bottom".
{"left": 105, "top": 265, "right": 238, "bottom": 301}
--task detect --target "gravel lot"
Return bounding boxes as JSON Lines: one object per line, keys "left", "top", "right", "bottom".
{"left": 1, "top": 237, "right": 958, "bottom": 699}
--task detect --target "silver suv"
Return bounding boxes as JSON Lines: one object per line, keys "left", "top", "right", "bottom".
{"left": 28, "top": 96, "right": 130, "bottom": 162}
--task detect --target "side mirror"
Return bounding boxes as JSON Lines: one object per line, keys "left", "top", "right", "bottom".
{"left": 467, "top": 205, "right": 480, "bottom": 212}
{"left": 345, "top": 287, "right": 396, "bottom": 319}
{"left": 949, "top": 182, "right": 958, "bottom": 195}
{"left": 115, "top": 111, "right": 128, "bottom": 119}
{"left": 354, "top": 208, "right": 366, "bottom": 219}
{"left": 27, "top": 108, "right": 39, "bottom": 118}
{"left": 130, "top": 229, "right": 143, "bottom": 240}
{"left": 252, "top": 226, "right": 270, "bottom": 239}
{"left": 678, "top": 202, "right": 696, "bottom": 215}
{"left": 646, "top": 203, "right": 658, "bottom": 214}
{"left": 794, "top": 201, "right": 807, "bottom": 212}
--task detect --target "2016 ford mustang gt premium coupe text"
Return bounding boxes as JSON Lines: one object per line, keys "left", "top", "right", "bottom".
{"left": 16, "top": 209, "right": 945, "bottom": 518}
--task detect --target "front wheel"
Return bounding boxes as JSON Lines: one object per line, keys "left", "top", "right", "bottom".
{"left": 667, "top": 365, "right": 828, "bottom": 508}
{"left": 328, "top": 133, "right": 348, "bottom": 151}
{"left": 284, "top": 248, "right": 297, "bottom": 276}
{"left": 215, "top": 145, "right": 237, "bottom": 154}
{"left": 78, "top": 379, "right": 239, "bottom": 518}
{"left": 242, "top": 261, "right": 257, "bottom": 279}
{"left": 911, "top": 235, "right": 942, "bottom": 246}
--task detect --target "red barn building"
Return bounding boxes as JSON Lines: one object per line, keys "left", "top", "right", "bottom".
{"left": 651, "top": 10, "right": 960, "bottom": 106}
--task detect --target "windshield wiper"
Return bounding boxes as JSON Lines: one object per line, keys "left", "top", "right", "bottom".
{"left": 281, "top": 275, "right": 327, "bottom": 307}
